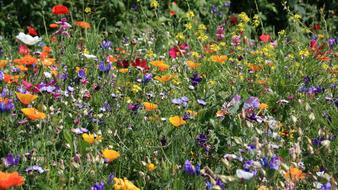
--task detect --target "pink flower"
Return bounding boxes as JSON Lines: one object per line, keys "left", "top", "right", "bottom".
{"left": 259, "top": 34, "right": 271, "bottom": 43}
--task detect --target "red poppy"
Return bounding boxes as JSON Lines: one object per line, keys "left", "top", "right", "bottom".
{"left": 259, "top": 34, "right": 271, "bottom": 43}
{"left": 116, "top": 59, "right": 129, "bottom": 68}
{"left": 229, "top": 15, "right": 238, "bottom": 25}
{"left": 52, "top": 4, "right": 69, "bottom": 15}
{"left": 312, "top": 23, "right": 321, "bottom": 30}
{"left": 131, "top": 58, "right": 149, "bottom": 71}
{"left": 170, "top": 11, "right": 176, "bottom": 16}
{"left": 27, "top": 26, "right": 38, "bottom": 36}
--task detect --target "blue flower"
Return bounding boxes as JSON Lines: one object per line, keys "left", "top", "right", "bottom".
{"left": 100, "top": 40, "right": 112, "bottom": 49}
{"left": 190, "top": 73, "right": 202, "bottom": 86}
{"left": 269, "top": 156, "right": 281, "bottom": 170}
{"left": 91, "top": 181, "right": 104, "bottom": 190}
{"left": 99, "top": 61, "right": 112, "bottom": 72}
{"left": 2, "top": 153, "right": 20, "bottom": 167}
{"left": 184, "top": 160, "right": 195, "bottom": 175}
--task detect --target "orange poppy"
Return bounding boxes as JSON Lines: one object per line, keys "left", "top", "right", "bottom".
{"left": 107, "top": 55, "right": 117, "bottom": 63}
{"left": 154, "top": 74, "right": 174, "bottom": 83}
{"left": 41, "top": 58, "right": 56, "bottom": 66}
{"left": 150, "top": 60, "right": 169, "bottom": 71}
{"left": 169, "top": 116, "right": 186, "bottom": 128}
{"left": 0, "top": 171, "right": 25, "bottom": 190}
{"left": 75, "top": 21, "right": 91, "bottom": 29}
{"left": 16, "top": 92, "right": 38, "bottom": 105}
{"left": 210, "top": 55, "right": 228, "bottom": 63}
{"left": 186, "top": 60, "right": 200, "bottom": 69}
{"left": 3, "top": 74, "right": 20, "bottom": 84}
{"left": 21, "top": 108, "right": 46, "bottom": 120}
{"left": 13, "top": 55, "right": 37, "bottom": 65}
{"left": 0, "top": 60, "right": 7, "bottom": 68}
{"left": 143, "top": 102, "right": 158, "bottom": 111}
{"left": 248, "top": 63, "right": 263, "bottom": 72}
{"left": 284, "top": 166, "right": 305, "bottom": 182}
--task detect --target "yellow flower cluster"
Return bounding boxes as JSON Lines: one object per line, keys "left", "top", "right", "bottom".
{"left": 114, "top": 178, "right": 140, "bottom": 190}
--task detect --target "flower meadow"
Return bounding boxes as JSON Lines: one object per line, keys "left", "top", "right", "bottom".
{"left": 0, "top": 1, "right": 337, "bottom": 190}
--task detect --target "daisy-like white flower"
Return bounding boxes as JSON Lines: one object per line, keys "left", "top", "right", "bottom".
{"left": 16, "top": 32, "right": 42, "bottom": 46}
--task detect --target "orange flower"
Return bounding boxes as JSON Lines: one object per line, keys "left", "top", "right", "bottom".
{"left": 49, "top": 23, "right": 59, "bottom": 28}
{"left": 284, "top": 166, "right": 305, "bottom": 182}
{"left": 75, "top": 21, "right": 91, "bottom": 29}
{"left": 150, "top": 60, "right": 169, "bottom": 71}
{"left": 186, "top": 60, "right": 200, "bottom": 69}
{"left": 0, "top": 60, "right": 8, "bottom": 68}
{"left": 16, "top": 65, "right": 28, "bottom": 72}
{"left": 169, "top": 116, "right": 186, "bottom": 128}
{"left": 0, "top": 171, "right": 25, "bottom": 190}
{"left": 119, "top": 68, "right": 129, "bottom": 73}
{"left": 248, "top": 63, "right": 263, "bottom": 72}
{"left": 259, "top": 103, "right": 268, "bottom": 110}
{"left": 41, "top": 58, "right": 56, "bottom": 66}
{"left": 13, "top": 55, "right": 37, "bottom": 65}
{"left": 154, "top": 74, "right": 173, "bottom": 83}
{"left": 107, "top": 55, "right": 117, "bottom": 63}
{"left": 16, "top": 92, "right": 38, "bottom": 105}
{"left": 143, "top": 102, "right": 158, "bottom": 111}
{"left": 21, "top": 108, "right": 46, "bottom": 120}
{"left": 211, "top": 55, "right": 228, "bottom": 63}
{"left": 3, "top": 74, "right": 20, "bottom": 84}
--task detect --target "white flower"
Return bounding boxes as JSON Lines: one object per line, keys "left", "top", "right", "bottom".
{"left": 83, "top": 53, "right": 97, "bottom": 59}
{"left": 236, "top": 169, "right": 254, "bottom": 180}
{"left": 16, "top": 32, "right": 42, "bottom": 46}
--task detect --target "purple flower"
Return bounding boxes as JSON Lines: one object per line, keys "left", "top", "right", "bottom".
{"left": 78, "top": 68, "right": 86, "bottom": 78}
{"left": 0, "top": 71, "right": 3, "bottom": 81}
{"left": 2, "top": 153, "right": 20, "bottom": 167}
{"left": 190, "top": 73, "right": 202, "bottom": 86}
{"left": 184, "top": 160, "right": 195, "bottom": 175}
{"left": 335, "top": 99, "right": 338, "bottom": 107}
{"left": 91, "top": 181, "right": 104, "bottom": 190}
{"left": 0, "top": 47, "right": 3, "bottom": 57}
{"left": 0, "top": 99, "right": 14, "bottom": 112}
{"left": 269, "top": 156, "right": 281, "bottom": 170}
{"left": 100, "top": 102, "right": 112, "bottom": 112}
{"left": 243, "top": 160, "right": 254, "bottom": 170}
{"left": 216, "top": 25, "right": 225, "bottom": 41}
{"left": 99, "top": 61, "right": 112, "bottom": 72}
{"left": 197, "top": 99, "right": 207, "bottom": 106}
{"left": 303, "top": 76, "right": 311, "bottom": 84}
{"left": 100, "top": 40, "right": 112, "bottom": 49}
{"left": 108, "top": 173, "right": 115, "bottom": 184}
{"left": 128, "top": 103, "right": 140, "bottom": 111}
{"left": 26, "top": 165, "right": 45, "bottom": 174}
{"left": 328, "top": 38, "right": 336, "bottom": 48}
{"left": 182, "top": 112, "right": 191, "bottom": 120}
{"left": 260, "top": 157, "right": 269, "bottom": 168}
{"left": 172, "top": 96, "right": 189, "bottom": 107}
{"left": 243, "top": 96, "right": 260, "bottom": 110}
{"left": 321, "top": 182, "right": 331, "bottom": 190}
{"left": 142, "top": 73, "right": 152, "bottom": 83}
{"left": 216, "top": 178, "right": 225, "bottom": 189}
{"left": 71, "top": 128, "right": 89, "bottom": 135}
{"left": 211, "top": 5, "right": 218, "bottom": 14}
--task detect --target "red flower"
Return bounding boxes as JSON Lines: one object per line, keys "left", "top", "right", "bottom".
{"left": 27, "top": 26, "right": 38, "bottom": 36}
{"left": 170, "top": 11, "right": 176, "bottom": 16}
{"left": 229, "top": 15, "right": 238, "bottom": 25}
{"left": 259, "top": 34, "right": 271, "bottom": 43}
{"left": 52, "top": 4, "right": 69, "bottom": 15}
{"left": 169, "top": 47, "right": 178, "bottom": 59}
{"left": 169, "top": 43, "right": 189, "bottom": 59}
{"left": 116, "top": 59, "right": 129, "bottom": 68}
{"left": 18, "top": 45, "right": 31, "bottom": 55}
{"left": 312, "top": 24, "right": 321, "bottom": 30}
{"left": 132, "top": 58, "right": 149, "bottom": 71}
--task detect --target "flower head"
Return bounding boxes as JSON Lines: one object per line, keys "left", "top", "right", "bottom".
{"left": 2, "top": 154, "right": 20, "bottom": 167}
{"left": 169, "top": 116, "right": 186, "bottom": 127}
{"left": 16, "top": 92, "right": 38, "bottom": 105}
{"left": 52, "top": 4, "right": 69, "bottom": 15}
{"left": 21, "top": 108, "right": 46, "bottom": 120}
{"left": 0, "top": 172, "right": 25, "bottom": 189}
{"left": 82, "top": 133, "right": 102, "bottom": 144}
{"left": 146, "top": 163, "right": 156, "bottom": 172}
{"left": 102, "top": 149, "right": 120, "bottom": 162}
{"left": 143, "top": 102, "right": 158, "bottom": 111}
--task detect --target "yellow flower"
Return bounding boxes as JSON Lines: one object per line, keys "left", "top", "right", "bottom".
{"left": 145, "top": 50, "right": 154, "bottom": 58}
{"left": 257, "top": 185, "right": 269, "bottom": 190}
{"left": 191, "top": 51, "right": 200, "bottom": 58}
{"left": 119, "top": 68, "right": 129, "bottom": 73}
{"left": 102, "top": 149, "right": 120, "bottom": 162}
{"left": 184, "top": 23, "right": 192, "bottom": 30}
{"left": 84, "top": 7, "right": 91, "bottom": 14}
{"left": 197, "top": 33, "right": 208, "bottom": 42}
{"left": 239, "top": 12, "right": 250, "bottom": 23}
{"left": 21, "top": 108, "right": 46, "bottom": 121}
{"left": 114, "top": 178, "right": 140, "bottom": 190}
{"left": 150, "top": 0, "right": 159, "bottom": 9}
{"left": 143, "top": 102, "right": 158, "bottom": 111}
{"left": 146, "top": 163, "right": 156, "bottom": 172}
{"left": 16, "top": 92, "right": 38, "bottom": 105}
{"left": 198, "top": 24, "right": 206, "bottom": 31}
{"left": 0, "top": 60, "right": 8, "bottom": 68}
{"left": 186, "top": 11, "right": 195, "bottom": 18}
{"left": 131, "top": 85, "right": 141, "bottom": 93}
{"left": 169, "top": 116, "right": 186, "bottom": 128}
{"left": 176, "top": 32, "right": 185, "bottom": 41}
{"left": 259, "top": 103, "right": 268, "bottom": 110}
{"left": 210, "top": 44, "right": 220, "bottom": 52}
{"left": 82, "top": 133, "right": 102, "bottom": 144}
